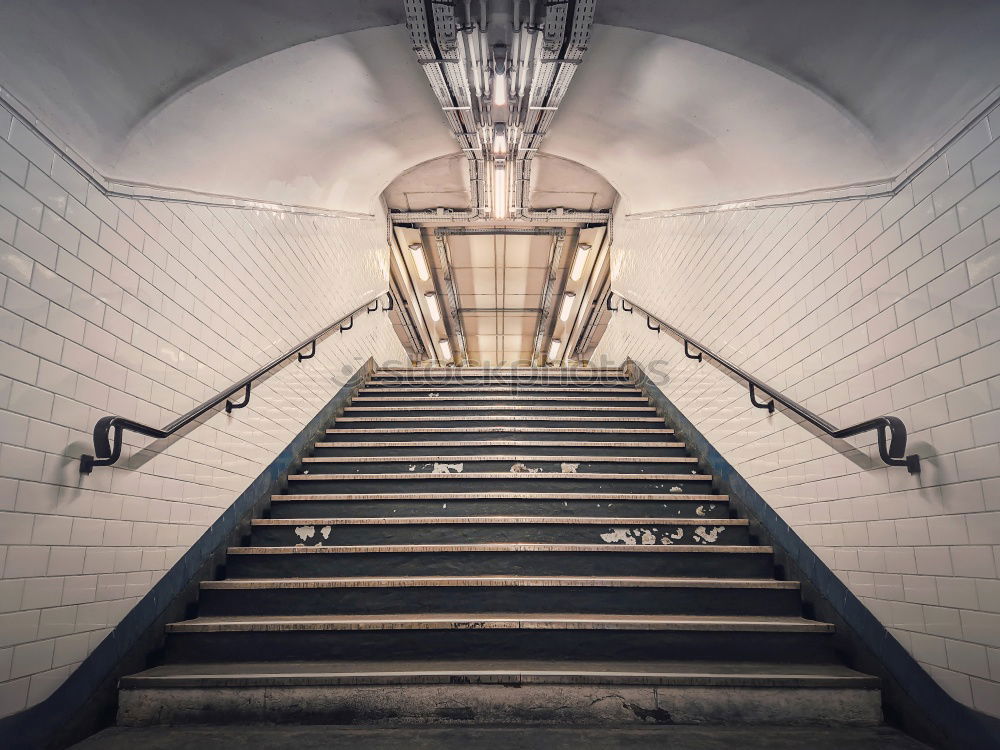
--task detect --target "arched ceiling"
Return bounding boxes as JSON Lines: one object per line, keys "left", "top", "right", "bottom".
{"left": 2, "top": 0, "right": 998, "bottom": 214}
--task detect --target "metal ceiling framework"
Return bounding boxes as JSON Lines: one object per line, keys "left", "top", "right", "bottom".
{"left": 402, "top": 0, "right": 602, "bottom": 223}
{"left": 392, "top": 0, "right": 612, "bottom": 366}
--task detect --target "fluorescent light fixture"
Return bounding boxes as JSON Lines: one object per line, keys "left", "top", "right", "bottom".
{"left": 439, "top": 338, "right": 452, "bottom": 360}
{"left": 492, "top": 125, "right": 507, "bottom": 157}
{"left": 493, "top": 162, "right": 507, "bottom": 220}
{"left": 409, "top": 243, "right": 430, "bottom": 281}
{"left": 548, "top": 339, "right": 561, "bottom": 360}
{"left": 559, "top": 292, "right": 576, "bottom": 321}
{"left": 424, "top": 292, "right": 441, "bottom": 321}
{"left": 570, "top": 243, "right": 591, "bottom": 281}
{"left": 493, "top": 71, "right": 508, "bottom": 107}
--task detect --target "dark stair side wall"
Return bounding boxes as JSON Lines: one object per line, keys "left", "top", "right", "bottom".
{"left": 626, "top": 359, "right": 1000, "bottom": 750}
{"left": 0, "top": 360, "right": 377, "bottom": 750}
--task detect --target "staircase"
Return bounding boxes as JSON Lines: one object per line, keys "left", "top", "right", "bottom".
{"left": 118, "top": 367, "right": 881, "bottom": 727}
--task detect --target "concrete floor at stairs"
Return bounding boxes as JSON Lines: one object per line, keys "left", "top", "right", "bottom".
{"left": 73, "top": 724, "right": 933, "bottom": 749}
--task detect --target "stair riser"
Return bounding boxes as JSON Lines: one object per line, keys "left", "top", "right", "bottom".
{"left": 284, "top": 477, "right": 714, "bottom": 494}
{"left": 299, "top": 459, "right": 696, "bottom": 474}
{"left": 334, "top": 419, "right": 663, "bottom": 430}
{"left": 344, "top": 408, "right": 659, "bottom": 418}
{"left": 311, "top": 444, "right": 689, "bottom": 458}
{"left": 164, "top": 629, "right": 833, "bottom": 664}
{"left": 224, "top": 551, "right": 774, "bottom": 579}
{"left": 197, "top": 586, "right": 800, "bottom": 617}
{"left": 268, "top": 499, "right": 730, "bottom": 519}
{"left": 322, "top": 431, "right": 672, "bottom": 443}
{"left": 352, "top": 398, "right": 650, "bottom": 407}
{"left": 118, "top": 683, "right": 882, "bottom": 727}
{"left": 367, "top": 378, "right": 633, "bottom": 386}
{"left": 250, "top": 523, "right": 750, "bottom": 546}
{"left": 360, "top": 388, "right": 649, "bottom": 406}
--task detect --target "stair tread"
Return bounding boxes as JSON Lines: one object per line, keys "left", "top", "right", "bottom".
{"left": 345, "top": 405, "right": 655, "bottom": 411}
{"left": 335, "top": 416, "right": 664, "bottom": 422}
{"left": 325, "top": 427, "right": 674, "bottom": 434}
{"left": 272, "top": 492, "right": 726, "bottom": 500}
{"left": 302, "top": 455, "right": 697, "bottom": 463}
{"left": 252, "top": 517, "right": 746, "bottom": 526}
{"left": 352, "top": 395, "right": 650, "bottom": 401}
{"left": 121, "top": 659, "right": 874, "bottom": 688}
{"left": 227, "top": 543, "right": 767, "bottom": 554}
{"left": 288, "top": 472, "right": 712, "bottom": 481}
{"left": 360, "top": 387, "right": 642, "bottom": 393}
{"left": 314, "top": 441, "right": 685, "bottom": 448}
{"left": 166, "top": 613, "right": 831, "bottom": 633}
{"left": 202, "top": 575, "right": 795, "bottom": 589}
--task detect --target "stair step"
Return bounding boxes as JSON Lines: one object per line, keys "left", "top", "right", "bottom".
{"left": 252, "top": 516, "right": 742, "bottom": 526}
{"left": 288, "top": 472, "right": 711, "bottom": 481}
{"left": 196, "top": 574, "right": 801, "bottom": 616}
{"left": 300, "top": 457, "right": 700, "bottom": 476}
{"left": 284, "top": 472, "right": 714, "bottom": 495}
{"left": 335, "top": 415, "right": 664, "bottom": 422}
{"left": 352, "top": 395, "right": 650, "bottom": 402}
{"left": 228, "top": 544, "right": 768, "bottom": 555}
{"left": 301, "top": 454, "right": 697, "bottom": 464}
{"left": 166, "top": 614, "right": 829, "bottom": 633}
{"left": 345, "top": 408, "right": 662, "bottom": 414}
{"left": 268, "top": 494, "right": 729, "bottom": 521}
{"left": 272, "top": 492, "right": 724, "bottom": 501}
{"left": 201, "top": 575, "right": 788, "bottom": 590}
{"left": 323, "top": 428, "right": 674, "bottom": 443}
{"left": 117, "top": 660, "right": 881, "bottom": 727}
{"left": 249, "top": 516, "right": 748, "bottom": 546}
{"left": 360, "top": 387, "right": 642, "bottom": 395}
{"left": 224, "top": 540, "right": 765, "bottom": 579}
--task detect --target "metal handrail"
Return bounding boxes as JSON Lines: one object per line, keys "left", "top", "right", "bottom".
{"left": 79, "top": 292, "right": 394, "bottom": 473}
{"left": 607, "top": 292, "right": 920, "bottom": 473}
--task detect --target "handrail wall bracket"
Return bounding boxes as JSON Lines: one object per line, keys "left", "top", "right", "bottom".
{"left": 607, "top": 293, "right": 920, "bottom": 473}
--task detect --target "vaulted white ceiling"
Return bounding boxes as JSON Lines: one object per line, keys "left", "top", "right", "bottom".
{"left": 2, "top": 0, "right": 998, "bottom": 214}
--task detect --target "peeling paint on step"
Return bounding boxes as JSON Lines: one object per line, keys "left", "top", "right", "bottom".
{"left": 560, "top": 462, "right": 580, "bottom": 473}
{"left": 432, "top": 462, "right": 464, "bottom": 474}
{"left": 320, "top": 526, "right": 332, "bottom": 540}
{"left": 669, "top": 486, "right": 683, "bottom": 493}
{"left": 694, "top": 525, "right": 726, "bottom": 544}
{"left": 669, "top": 528, "right": 684, "bottom": 540}
{"left": 600, "top": 528, "right": 637, "bottom": 545}
{"left": 695, "top": 505, "right": 706, "bottom": 516}
{"left": 510, "top": 463, "right": 541, "bottom": 473}
{"left": 294, "top": 525, "right": 316, "bottom": 542}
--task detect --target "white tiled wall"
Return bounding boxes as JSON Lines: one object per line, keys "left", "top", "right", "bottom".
{"left": 0, "top": 108, "right": 407, "bottom": 716}
{"left": 595, "top": 107, "right": 1000, "bottom": 717}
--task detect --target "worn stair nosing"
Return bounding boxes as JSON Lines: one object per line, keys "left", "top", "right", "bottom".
{"left": 301, "top": 455, "right": 697, "bottom": 464}
{"left": 226, "top": 543, "right": 767, "bottom": 554}
{"left": 313, "top": 441, "right": 686, "bottom": 449}
{"left": 351, "top": 395, "right": 650, "bottom": 402}
{"left": 165, "top": 613, "right": 829, "bottom": 633}
{"left": 335, "top": 415, "right": 664, "bottom": 423}
{"left": 271, "top": 492, "right": 727, "bottom": 501}
{"left": 119, "top": 670, "right": 874, "bottom": 689}
{"left": 202, "top": 575, "right": 794, "bottom": 590}
{"left": 344, "top": 405, "right": 657, "bottom": 412}
{"left": 252, "top": 516, "right": 746, "bottom": 527}
{"left": 324, "top": 427, "right": 674, "bottom": 434}
{"left": 360, "top": 387, "right": 641, "bottom": 394}
{"left": 286, "top": 472, "right": 713, "bottom": 482}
